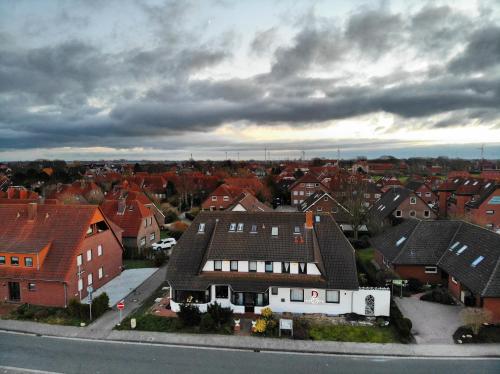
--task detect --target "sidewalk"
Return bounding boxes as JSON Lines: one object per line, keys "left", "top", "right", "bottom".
{"left": 1, "top": 318, "right": 499, "bottom": 358}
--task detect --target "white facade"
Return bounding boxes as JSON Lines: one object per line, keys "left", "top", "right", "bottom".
{"left": 201, "top": 260, "right": 321, "bottom": 275}
{"left": 170, "top": 285, "right": 390, "bottom": 317}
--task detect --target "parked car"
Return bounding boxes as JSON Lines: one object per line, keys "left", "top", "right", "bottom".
{"left": 152, "top": 238, "right": 177, "bottom": 251}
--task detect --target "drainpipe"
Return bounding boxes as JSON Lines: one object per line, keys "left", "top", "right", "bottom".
{"left": 64, "top": 282, "right": 67, "bottom": 308}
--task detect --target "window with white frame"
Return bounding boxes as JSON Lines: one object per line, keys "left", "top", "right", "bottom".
{"left": 237, "top": 223, "right": 244, "bottom": 232}
{"left": 212, "top": 196, "right": 217, "bottom": 201}
{"left": 140, "top": 237, "right": 146, "bottom": 246}
{"left": 410, "top": 197, "right": 417, "bottom": 204}
{"left": 265, "top": 261, "right": 273, "bottom": 272}
{"left": 326, "top": 290, "right": 340, "bottom": 303}
{"left": 250, "top": 225, "right": 257, "bottom": 233}
{"left": 299, "top": 191, "right": 304, "bottom": 196}
{"left": 230, "top": 261, "right": 238, "bottom": 271}
{"left": 87, "top": 272, "right": 93, "bottom": 285}
{"left": 87, "top": 249, "right": 92, "bottom": 262}
{"left": 486, "top": 210, "right": 494, "bottom": 215}
{"left": 425, "top": 266, "right": 437, "bottom": 274}
{"left": 78, "top": 278, "right": 83, "bottom": 291}
{"left": 214, "top": 260, "right": 222, "bottom": 271}
{"left": 395, "top": 210, "right": 402, "bottom": 217}
{"left": 249, "top": 261, "right": 257, "bottom": 272}
{"left": 144, "top": 219, "right": 147, "bottom": 228}
{"left": 97, "top": 245, "right": 103, "bottom": 256}
{"left": 198, "top": 223, "right": 205, "bottom": 233}
{"left": 425, "top": 192, "right": 431, "bottom": 197}
{"left": 223, "top": 196, "right": 229, "bottom": 201}
{"left": 424, "top": 210, "right": 430, "bottom": 218}
{"left": 293, "top": 191, "right": 298, "bottom": 196}
{"left": 229, "top": 223, "right": 237, "bottom": 231}
{"left": 98, "top": 267, "right": 104, "bottom": 279}
{"left": 271, "top": 227, "right": 278, "bottom": 236}
{"left": 290, "top": 288, "right": 304, "bottom": 302}
{"left": 215, "top": 285, "right": 228, "bottom": 298}
{"left": 150, "top": 232, "right": 155, "bottom": 241}
{"left": 77, "top": 254, "right": 82, "bottom": 266}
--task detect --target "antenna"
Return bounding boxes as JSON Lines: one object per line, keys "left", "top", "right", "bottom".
{"left": 478, "top": 144, "right": 485, "bottom": 171}
{"left": 264, "top": 147, "right": 267, "bottom": 162}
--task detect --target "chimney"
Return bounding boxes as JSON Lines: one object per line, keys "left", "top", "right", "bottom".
{"left": 7, "top": 186, "right": 15, "bottom": 199}
{"left": 117, "top": 197, "right": 126, "bottom": 215}
{"left": 27, "top": 202, "right": 37, "bottom": 221}
{"left": 19, "top": 189, "right": 28, "bottom": 199}
{"left": 305, "top": 211, "right": 313, "bottom": 229}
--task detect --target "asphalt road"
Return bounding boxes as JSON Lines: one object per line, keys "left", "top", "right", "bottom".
{"left": 0, "top": 332, "right": 499, "bottom": 374}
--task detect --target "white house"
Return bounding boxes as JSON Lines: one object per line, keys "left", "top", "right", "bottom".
{"left": 166, "top": 211, "right": 390, "bottom": 316}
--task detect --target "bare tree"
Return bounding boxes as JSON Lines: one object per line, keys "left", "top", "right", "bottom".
{"left": 460, "top": 308, "right": 492, "bottom": 335}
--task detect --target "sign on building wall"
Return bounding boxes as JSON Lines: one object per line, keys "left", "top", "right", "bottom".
{"left": 304, "top": 289, "right": 325, "bottom": 304}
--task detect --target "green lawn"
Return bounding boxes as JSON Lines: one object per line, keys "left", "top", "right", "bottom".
{"left": 357, "top": 248, "right": 374, "bottom": 264}
{"left": 123, "top": 259, "right": 156, "bottom": 269}
{"left": 309, "top": 324, "right": 398, "bottom": 343}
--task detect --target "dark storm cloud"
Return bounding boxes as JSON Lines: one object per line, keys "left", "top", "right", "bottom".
{"left": 1, "top": 2, "right": 500, "bottom": 154}
{"left": 448, "top": 26, "right": 500, "bottom": 73}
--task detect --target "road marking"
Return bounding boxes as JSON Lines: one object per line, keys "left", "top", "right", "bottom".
{"left": 0, "top": 365, "right": 63, "bottom": 374}
{"left": 1, "top": 330, "right": 499, "bottom": 361}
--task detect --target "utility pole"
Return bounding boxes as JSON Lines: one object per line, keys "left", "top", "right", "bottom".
{"left": 478, "top": 144, "right": 485, "bottom": 171}
{"left": 264, "top": 147, "right": 267, "bottom": 162}
{"left": 225, "top": 151, "right": 228, "bottom": 160}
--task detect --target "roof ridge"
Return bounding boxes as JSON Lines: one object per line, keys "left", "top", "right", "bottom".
{"left": 482, "top": 255, "right": 500, "bottom": 297}
{"left": 437, "top": 221, "right": 463, "bottom": 266}
{"left": 392, "top": 219, "right": 420, "bottom": 264}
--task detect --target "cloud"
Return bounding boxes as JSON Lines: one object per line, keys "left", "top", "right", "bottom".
{"left": 250, "top": 27, "right": 278, "bottom": 56}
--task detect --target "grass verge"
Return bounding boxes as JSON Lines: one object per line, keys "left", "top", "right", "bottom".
{"left": 309, "top": 324, "right": 398, "bottom": 343}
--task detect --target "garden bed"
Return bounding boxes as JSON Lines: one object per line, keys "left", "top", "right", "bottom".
{"left": 453, "top": 325, "right": 500, "bottom": 344}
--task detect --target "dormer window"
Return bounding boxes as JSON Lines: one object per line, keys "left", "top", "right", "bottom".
{"left": 214, "top": 260, "right": 222, "bottom": 271}
{"left": 271, "top": 227, "right": 278, "bottom": 236}
{"left": 229, "top": 223, "right": 237, "bottom": 232}
{"left": 298, "top": 262, "right": 307, "bottom": 274}
{"left": 237, "top": 223, "right": 244, "bottom": 232}
{"left": 250, "top": 225, "right": 257, "bottom": 233}
{"left": 198, "top": 223, "right": 205, "bottom": 233}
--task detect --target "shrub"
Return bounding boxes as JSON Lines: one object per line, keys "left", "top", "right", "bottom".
{"left": 260, "top": 307, "right": 273, "bottom": 320}
{"left": 254, "top": 319, "right": 267, "bottom": 334}
{"left": 178, "top": 303, "right": 201, "bottom": 326}
{"left": 33, "top": 309, "right": 50, "bottom": 320}
{"left": 153, "top": 251, "right": 167, "bottom": 267}
{"left": 207, "top": 302, "right": 233, "bottom": 328}
{"left": 200, "top": 313, "right": 217, "bottom": 332}
{"left": 68, "top": 299, "right": 82, "bottom": 318}
{"left": 91, "top": 293, "right": 110, "bottom": 318}
{"left": 390, "top": 300, "right": 413, "bottom": 343}
{"left": 293, "top": 318, "right": 310, "bottom": 340}
{"left": 460, "top": 308, "right": 492, "bottom": 335}
{"left": 420, "top": 288, "right": 455, "bottom": 305}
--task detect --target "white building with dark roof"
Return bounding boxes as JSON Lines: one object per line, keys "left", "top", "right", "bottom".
{"left": 166, "top": 211, "right": 390, "bottom": 316}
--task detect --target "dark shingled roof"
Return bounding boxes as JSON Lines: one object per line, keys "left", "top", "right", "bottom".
{"left": 166, "top": 211, "right": 359, "bottom": 292}
{"left": 368, "top": 187, "right": 410, "bottom": 221}
{"left": 371, "top": 219, "right": 500, "bottom": 297}
{"left": 405, "top": 180, "right": 424, "bottom": 192}
{"left": 298, "top": 191, "right": 352, "bottom": 223}
{"left": 465, "top": 182, "right": 499, "bottom": 209}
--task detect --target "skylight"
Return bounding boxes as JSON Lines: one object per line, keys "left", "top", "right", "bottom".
{"left": 198, "top": 223, "right": 205, "bottom": 233}
{"left": 449, "top": 241, "right": 460, "bottom": 251}
{"left": 271, "top": 227, "right": 278, "bottom": 236}
{"left": 396, "top": 236, "right": 406, "bottom": 246}
{"left": 473, "top": 181, "right": 478, "bottom": 186}
{"left": 471, "top": 256, "right": 484, "bottom": 267}
{"left": 456, "top": 245, "right": 468, "bottom": 255}
{"left": 294, "top": 226, "right": 300, "bottom": 234}
{"left": 485, "top": 183, "right": 491, "bottom": 188}
{"left": 464, "top": 180, "right": 470, "bottom": 185}
{"left": 393, "top": 194, "right": 400, "bottom": 201}
{"left": 454, "top": 179, "right": 459, "bottom": 183}
{"left": 250, "top": 224, "right": 257, "bottom": 233}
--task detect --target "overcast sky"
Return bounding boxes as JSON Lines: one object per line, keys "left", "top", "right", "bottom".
{"left": 1, "top": 0, "right": 500, "bottom": 161}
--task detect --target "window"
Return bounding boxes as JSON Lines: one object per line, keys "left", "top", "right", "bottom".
{"left": 299, "top": 191, "right": 304, "bottom": 196}
{"left": 237, "top": 223, "right": 244, "bottom": 232}
{"left": 212, "top": 196, "right": 217, "bottom": 201}
{"left": 229, "top": 223, "right": 237, "bottom": 231}
{"left": 215, "top": 285, "right": 228, "bottom": 298}
{"left": 326, "top": 290, "right": 340, "bottom": 303}
{"left": 293, "top": 199, "right": 298, "bottom": 204}
{"left": 250, "top": 225, "right": 257, "bottom": 233}
{"left": 24, "top": 257, "right": 33, "bottom": 267}
{"left": 317, "top": 207, "right": 323, "bottom": 212}
{"left": 364, "top": 193, "right": 370, "bottom": 199}
{"left": 416, "top": 192, "right": 421, "bottom": 196}
{"left": 149, "top": 217, "right": 153, "bottom": 226}
{"left": 486, "top": 210, "right": 494, "bottom": 215}
{"left": 86, "top": 226, "right": 93, "bottom": 235}
{"left": 78, "top": 278, "right": 83, "bottom": 291}
{"left": 457, "top": 245, "right": 468, "bottom": 255}
{"left": 424, "top": 210, "right": 430, "bottom": 218}
{"left": 77, "top": 254, "right": 83, "bottom": 266}
{"left": 395, "top": 210, "right": 402, "bottom": 217}
{"left": 449, "top": 241, "right": 460, "bottom": 251}
{"left": 214, "top": 260, "right": 222, "bottom": 271}
{"left": 11, "top": 256, "right": 19, "bottom": 266}
{"left": 140, "top": 237, "right": 146, "bottom": 246}
{"left": 198, "top": 223, "right": 205, "bottom": 233}
{"left": 410, "top": 197, "right": 417, "bottom": 204}
{"left": 315, "top": 215, "right": 320, "bottom": 222}
{"left": 271, "top": 227, "right": 278, "bottom": 236}
{"left": 324, "top": 197, "right": 328, "bottom": 201}
{"left": 249, "top": 261, "right": 257, "bottom": 272}
{"left": 293, "top": 191, "right": 298, "bottom": 196}
{"left": 451, "top": 276, "right": 458, "bottom": 285}
{"left": 471, "top": 256, "right": 484, "bottom": 267}
{"left": 282, "top": 262, "right": 290, "bottom": 273}
{"left": 87, "top": 249, "right": 92, "bottom": 262}
{"left": 375, "top": 194, "right": 381, "bottom": 199}
{"left": 298, "top": 262, "right": 307, "bottom": 274}
{"left": 425, "top": 192, "right": 431, "bottom": 197}
{"left": 223, "top": 196, "right": 229, "bottom": 201}
{"left": 230, "top": 261, "right": 238, "bottom": 271}
{"left": 150, "top": 232, "right": 155, "bottom": 242}
{"left": 28, "top": 283, "right": 36, "bottom": 292}
{"left": 409, "top": 210, "right": 416, "bottom": 217}
{"left": 88, "top": 272, "right": 93, "bottom": 285}
{"left": 396, "top": 236, "right": 406, "bottom": 246}
{"left": 265, "top": 261, "right": 273, "bottom": 272}
{"left": 425, "top": 266, "right": 438, "bottom": 274}
{"left": 144, "top": 219, "right": 147, "bottom": 228}
{"left": 0, "top": 256, "right": 5, "bottom": 265}
{"left": 97, "top": 245, "right": 103, "bottom": 256}
{"left": 271, "top": 287, "right": 278, "bottom": 295}
{"left": 290, "top": 289, "right": 304, "bottom": 302}
{"left": 98, "top": 267, "right": 104, "bottom": 279}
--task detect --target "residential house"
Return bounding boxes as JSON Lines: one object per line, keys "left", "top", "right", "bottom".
{"left": 371, "top": 219, "right": 500, "bottom": 322}
{"left": 368, "top": 187, "right": 437, "bottom": 226}
{"left": 201, "top": 184, "right": 244, "bottom": 211}
{"left": 289, "top": 173, "right": 329, "bottom": 207}
{"left": 405, "top": 180, "right": 438, "bottom": 206}
{"left": 101, "top": 197, "right": 160, "bottom": 252}
{"left": 465, "top": 182, "right": 500, "bottom": 233}
{"left": 227, "top": 192, "right": 273, "bottom": 212}
{"left": 166, "top": 211, "right": 390, "bottom": 316}
{"left": 0, "top": 203, "right": 123, "bottom": 307}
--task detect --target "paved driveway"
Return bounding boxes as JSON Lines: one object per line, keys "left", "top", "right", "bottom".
{"left": 395, "top": 296, "right": 464, "bottom": 344}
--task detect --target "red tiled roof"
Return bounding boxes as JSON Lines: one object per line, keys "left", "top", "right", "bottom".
{"left": 101, "top": 199, "right": 152, "bottom": 238}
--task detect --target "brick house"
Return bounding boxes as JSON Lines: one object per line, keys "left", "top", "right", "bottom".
{"left": 465, "top": 182, "right": 500, "bottom": 233}
{"left": 201, "top": 184, "right": 244, "bottom": 211}
{"left": 289, "top": 173, "right": 329, "bottom": 207}
{"left": 405, "top": 180, "right": 438, "bottom": 206}
{"left": 101, "top": 197, "right": 160, "bottom": 252}
{"left": 227, "top": 192, "right": 273, "bottom": 212}
{"left": 0, "top": 203, "right": 123, "bottom": 307}
{"left": 368, "top": 187, "right": 437, "bottom": 226}
{"left": 371, "top": 219, "right": 500, "bottom": 322}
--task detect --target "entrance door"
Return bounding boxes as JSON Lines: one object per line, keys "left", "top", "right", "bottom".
{"left": 244, "top": 293, "right": 255, "bottom": 313}
{"left": 8, "top": 282, "right": 21, "bottom": 302}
